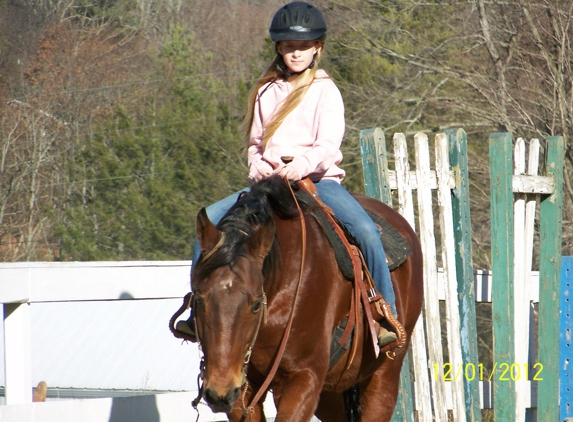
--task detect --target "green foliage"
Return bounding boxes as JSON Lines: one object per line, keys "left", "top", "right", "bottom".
{"left": 7, "top": 0, "right": 570, "bottom": 264}
{"left": 56, "top": 25, "right": 248, "bottom": 261}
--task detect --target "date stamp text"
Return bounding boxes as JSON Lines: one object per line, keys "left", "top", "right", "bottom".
{"left": 432, "top": 362, "right": 544, "bottom": 382}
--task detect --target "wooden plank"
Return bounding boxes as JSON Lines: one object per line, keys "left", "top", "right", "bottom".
{"left": 1, "top": 274, "right": 31, "bottom": 303}
{"left": 489, "top": 133, "right": 516, "bottom": 420}
{"left": 561, "top": 257, "right": 573, "bottom": 421}
{"left": 386, "top": 170, "right": 456, "bottom": 190}
{"left": 523, "top": 139, "right": 539, "bottom": 422}
{"left": 393, "top": 134, "right": 416, "bottom": 224}
{"left": 512, "top": 174, "right": 554, "bottom": 194}
{"left": 387, "top": 171, "right": 553, "bottom": 194}
{"left": 537, "top": 136, "right": 565, "bottom": 421}
{"left": 444, "top": 128, "right": 482, "bottom": 421}
{"left": 3, "top": 303, "right": 33, "bottom": 404}
{"left": 435, "top": 134, "right": 466, "bottom": 421}
{"left": 360, "top": 128, "right": 392, "bottom": 205}
{"left": 388, "top": 170, "right": 555, "bottom": 195}
{"left": 393, "top": 134, "right": 432, "bottom": 420}
{"left": 414, "top": 133, "right": 448, "bottom": 422}
{"left": 513, "top": 138, "right": 528, "bottom": 421}
{"left": 0, "top": 260, "right": 190, "bottom": 269}
{"left": 524, "top": 140, "right": 540, "bottom": 300}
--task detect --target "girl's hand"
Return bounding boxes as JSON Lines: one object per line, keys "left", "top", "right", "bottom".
{"left": 274, "top": 165, "right": 301, "bottom": 181}
{"left": 249, "top": 160, "right": 274, "bottom": 181}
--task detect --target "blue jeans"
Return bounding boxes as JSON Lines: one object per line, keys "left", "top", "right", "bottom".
{"left": 191, "top": 180, "right": 396, "bottom": 316}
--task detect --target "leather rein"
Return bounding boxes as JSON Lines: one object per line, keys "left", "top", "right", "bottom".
{"left": 242, "top": 177, "right": 307, "bottom": 416}
{"left": 172, "top": 177, "right": 307, "bottom": 417}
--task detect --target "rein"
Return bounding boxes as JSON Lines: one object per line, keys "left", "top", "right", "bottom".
{"left": 242, "top": 177, "right": 307, "bottom": 416}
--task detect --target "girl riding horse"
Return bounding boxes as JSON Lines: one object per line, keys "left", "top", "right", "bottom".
{"left": 177, "top": 1, "right": 397, "bottom": 347}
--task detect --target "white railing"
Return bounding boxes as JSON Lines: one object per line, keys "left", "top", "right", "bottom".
{"left": 0, "top": 261, "right": 286, "bottom": 422}
{"left": 2, "top": 261, "right": 192, "bottom": 404}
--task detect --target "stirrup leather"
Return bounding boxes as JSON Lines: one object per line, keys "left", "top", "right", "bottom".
{"left": 360, "top": 255, "right": 407, "bottom": 353}
{"left": 296, "top": 178, "right": 406, "bottom": 355}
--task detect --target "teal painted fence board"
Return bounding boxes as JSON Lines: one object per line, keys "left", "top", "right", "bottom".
{"left": 537, "top": 136, "right": 565, "bottom": 421}
{"left": 445, "top": 128, "right": 481, "bottom": 422}
{"left": 489, "top": 133, "right": 516, "bottom": 419}
{"left": 360, "top": 128, "right": 392, "bottom": 205}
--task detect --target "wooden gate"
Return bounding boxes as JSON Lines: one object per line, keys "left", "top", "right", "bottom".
{"left": 360, "top": 128, "right": 566, "bottom": 421}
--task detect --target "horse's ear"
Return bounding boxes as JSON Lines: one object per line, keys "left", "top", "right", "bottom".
{"left": 196, "top": 208, "right": 221, "bottom": 256}
{"left": 247, "top": 218, "right": 275, "bottom": 262}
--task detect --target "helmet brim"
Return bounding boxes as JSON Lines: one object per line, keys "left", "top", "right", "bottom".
{"left": 270, "top": 30, "right": 327, "bottom": 42}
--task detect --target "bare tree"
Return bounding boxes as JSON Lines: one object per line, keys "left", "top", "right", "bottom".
{"left": 0, "top": 98, "right": 68, "bottom": 260}
{"left": 321, "top": 0, "right": 573, "bottom": 262}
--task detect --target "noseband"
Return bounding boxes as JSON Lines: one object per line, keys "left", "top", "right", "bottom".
{"left": 189, "top": 290, "right": 268, "bottom": 411}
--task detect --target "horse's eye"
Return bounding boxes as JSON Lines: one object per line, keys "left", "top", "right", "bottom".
{"left": 251, "top": 300, "right": 262, "bottom": 313}
{"left": 194, "top": 296, "right": 204, "bottom": 308}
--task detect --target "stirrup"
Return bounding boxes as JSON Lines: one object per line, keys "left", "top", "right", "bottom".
{"left": 377, "top": 325, "right": 397, "bottom": 348}
{"left": 175, "top": 320, "right": 198, "bottom": 342}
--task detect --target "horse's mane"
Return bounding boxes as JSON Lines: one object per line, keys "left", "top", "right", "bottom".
{"left": 194, "top": 176, "right": 307, "bottom": 280}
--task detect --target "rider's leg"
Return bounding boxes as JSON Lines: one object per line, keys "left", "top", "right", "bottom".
{"left": 190, "top": 188, "right": 249, "bottom": 272}
{"left": 314, "top": 180, "right": 397, "bottom": 347}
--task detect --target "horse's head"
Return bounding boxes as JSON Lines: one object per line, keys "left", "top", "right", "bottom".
{"left": 192, "top": 207, "right": 275, "bottom": 414}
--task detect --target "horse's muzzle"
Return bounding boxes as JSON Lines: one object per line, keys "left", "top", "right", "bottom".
{"left": 203, "top": 386, "right": 241, "bottom": 414}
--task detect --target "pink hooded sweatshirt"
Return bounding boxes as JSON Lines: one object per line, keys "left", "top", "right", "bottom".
{"left": 247, "top": 69, "right": 346, "bottom": 183}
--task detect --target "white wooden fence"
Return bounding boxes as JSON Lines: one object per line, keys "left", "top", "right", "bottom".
{"left": 0, "top": 261, "right": 229, "bottom": 421}
{"left": 0, "top": 261, "right": 308, "bottom": 422}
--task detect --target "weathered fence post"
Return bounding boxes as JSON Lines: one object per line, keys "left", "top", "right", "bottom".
{"left": 445, "top": 128, "right": 481, "bottom": 422}
{"left": 414, "top": 133, "right": 448, "bottom": 422}
{"left": 537, "top": 136, "right": 565, "bottom": 421}
{"left": 360, "top": 128, "right": 392, "bottom": 205}
{"left": 489, "top": 133, "right": 517, "bottom": 419}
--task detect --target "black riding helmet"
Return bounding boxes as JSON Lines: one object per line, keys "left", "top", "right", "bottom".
{"left": 269, "top": 2, "right": 327, "bottom": 43}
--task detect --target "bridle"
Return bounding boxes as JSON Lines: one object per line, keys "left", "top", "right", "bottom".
{"left": 189, "top": 177, "right": 307, "bottom": 419}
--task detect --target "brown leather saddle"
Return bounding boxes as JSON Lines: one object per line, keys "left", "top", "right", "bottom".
{"left": 295, "top": 179, "right": 407, "bottom": 364}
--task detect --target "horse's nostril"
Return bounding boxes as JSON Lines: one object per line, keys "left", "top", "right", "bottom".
{"left": 226, "top": 386, "right": 241, "bottom": 403}
{"left": 203, "top": 387, "right": 237, "bottom": 414}
{"left": 203, "top": 388, "right": 219, "bottom": 406}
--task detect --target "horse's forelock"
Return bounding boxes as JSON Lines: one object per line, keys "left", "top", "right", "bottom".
{"left": 195, "top": 177, "right": 297, "bottom": 281}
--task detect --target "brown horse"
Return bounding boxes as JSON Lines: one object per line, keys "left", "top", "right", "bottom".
{"left": 189, "top": 176, "right": 423, "bottom": 421}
